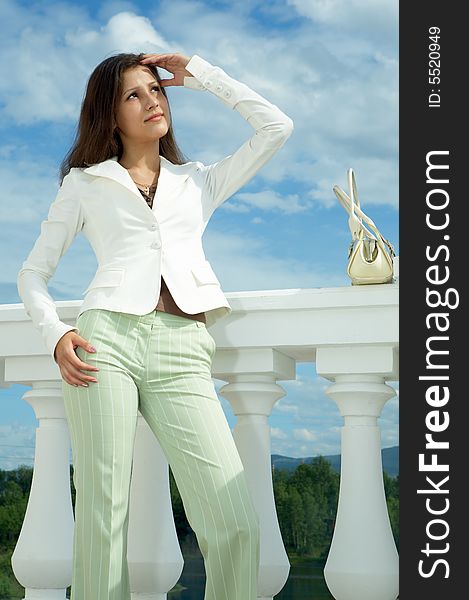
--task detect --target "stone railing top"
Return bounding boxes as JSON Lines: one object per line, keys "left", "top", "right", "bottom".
{"left": 1, "top": 284, "right": 398, "bottom": 385}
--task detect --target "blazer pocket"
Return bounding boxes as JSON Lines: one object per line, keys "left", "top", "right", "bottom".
{"left": 191, "top": 261, "right": 220, "bottom": 286}
{"left": 82, "top": 267, "right": 125, "bottom": 294}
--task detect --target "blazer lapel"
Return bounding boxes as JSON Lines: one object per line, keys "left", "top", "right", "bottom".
{"left": 83, "top": 155, "right": 190, "bottom": 214}
{"left": 84, "top": 156, "right": 140, "bottom": 197}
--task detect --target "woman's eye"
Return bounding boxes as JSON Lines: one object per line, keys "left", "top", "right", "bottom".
{"left": 127, "top": 85, "right": 160, "bottom": 100}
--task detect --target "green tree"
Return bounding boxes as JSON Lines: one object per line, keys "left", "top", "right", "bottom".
{"left": 272, "top": 469, "right": 290, "bottom": 547}
{"left": 383, "top": 472, "right": 399, "bottom": 548}
{"left": 288, "top": 487, "right": 305, "bottom": 552}
{"left": 169, "top": 469, "right": 192, "bottom": 540}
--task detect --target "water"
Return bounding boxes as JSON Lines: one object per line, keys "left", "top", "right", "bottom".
{"left": 275, "top": 559, "right": 334, "bottom": 599}
{"left": 170, "top": 551, "right": 334, "bottom": 599}
{"left": 9, "top": 546, "right": 332, "bottom": 599}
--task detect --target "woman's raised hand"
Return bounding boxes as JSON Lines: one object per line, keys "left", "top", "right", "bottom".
{"left": 54, "top": 331, "right": 100, "bottom": 387}
{"left": 139, "top": 52, "right": 193, "bottom": 87}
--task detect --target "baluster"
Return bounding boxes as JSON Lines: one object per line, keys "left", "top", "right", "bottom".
{"left": 11, "top": 382, "right": 75, "bottom": 600}
{"left": 317, "top": 346, "right": 399, "bottom": 600}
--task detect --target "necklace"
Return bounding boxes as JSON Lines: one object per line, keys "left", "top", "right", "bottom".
{"left": 124, "top": 160, "right": 160, "bottom": 195}
{"left": 133, "top": 180, "right": 157, "bottom": 196}
{"left": 131, "top": 168, "right": 159, "bottom": 195}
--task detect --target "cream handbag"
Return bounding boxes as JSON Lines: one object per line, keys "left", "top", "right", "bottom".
{"left": 333, "top": 168, "right": 397, "bottom": 285}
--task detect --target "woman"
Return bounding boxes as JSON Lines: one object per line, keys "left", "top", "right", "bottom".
{"left": 17, "top": 51, "right": 293, "bottom": 600}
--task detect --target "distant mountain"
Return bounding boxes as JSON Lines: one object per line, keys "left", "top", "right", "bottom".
{"left": 271, "top": 446, "right": 399, "bottom": 477}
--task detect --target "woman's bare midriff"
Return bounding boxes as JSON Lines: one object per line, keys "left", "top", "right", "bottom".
{"left": 133, "top": 188, "right": 206, "bottom": 325}
{"left": 154, "top": 276, "right": 206, "bottom": 324}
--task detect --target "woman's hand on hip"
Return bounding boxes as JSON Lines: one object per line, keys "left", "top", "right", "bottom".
{"left": 139, "top": 52, "right": 193, "bottom": 87}
{"left": 54, "top": 331, "right": 100, "bottom": 387}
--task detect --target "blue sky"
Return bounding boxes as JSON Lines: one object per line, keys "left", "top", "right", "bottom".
{"left": 0, "top": 0, "right": 399, "bottom": 470}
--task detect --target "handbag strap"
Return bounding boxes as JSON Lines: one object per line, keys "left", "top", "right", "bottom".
{"left": 333, "top": 168, "right": 396, "bottom": 257}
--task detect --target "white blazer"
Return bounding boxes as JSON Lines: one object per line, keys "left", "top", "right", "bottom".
{"left": 17, "top": 54, "right": 294, "bottom": 360}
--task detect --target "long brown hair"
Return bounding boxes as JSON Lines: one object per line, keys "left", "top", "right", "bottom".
{"left": 59, "top": 52, "right": 188, "bottom": 184}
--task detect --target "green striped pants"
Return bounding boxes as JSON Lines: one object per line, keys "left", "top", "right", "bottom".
{"left": 62, "top": 308, "right": 260, "bottom": 600}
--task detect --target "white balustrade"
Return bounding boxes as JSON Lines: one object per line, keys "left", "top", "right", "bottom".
{"left": 128, "top": 415, "right": 184, "bottom": 599}
{"left": 217, "top": 348, "right": 296, "bottom": 600}
{"left": 316, "top": 346, "right": 399, "bottom": 600}
{"left": 10, "top": 383, "right": 75, "bottom": 599}
{"left": 0, "top": 284, "right": 399, "bottom": 600}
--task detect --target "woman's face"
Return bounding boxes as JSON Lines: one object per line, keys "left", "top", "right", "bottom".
{"left": 115, "top": 66, "right": 170, "bottom": 147}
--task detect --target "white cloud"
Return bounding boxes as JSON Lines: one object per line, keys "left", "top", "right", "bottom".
{"left": 293, "top": 428, "right": 317, "bottom": 441}
{"left": 275, "top": 401, "right": 300, "bottom": 415}
{"left": 64, "top": 12, "right": 169, "bottom": 55}
{"left": 306, "top": 157, "right": 399, "bottom": 209}
{"left": 204, "top": 228, "right": 348, "bottom": 291}
{"left": 96, "top": 1, "right": 141, "bottom": 22}
{"left": 268, "top": 368, "right": 398, "bottom": 457}
{"left": 379, "top": 393, "right": 399, "bottom": 447}
{"left": 0, "top": 423, "right": 36, "bottom": 471}
{"left": 0, "top": 8, "right": 172, "bottom": 125}
{"left": 287, "top": 0, "right": 398, "bottom": 45}
{"left": 271, "top": 427, "right": 289, "bottom": 440}
{"left": 0, "top": 0, "right": 398, "bottom": 208}
{"left": 0, "top": 153, "right": 60, "bottom": 224}
{"left": 271, "top": 426, "right": 343, "bottom": 458}
{"left": 225, "top": 190, "right": 312, "bottom": 214}
{"left": 0, "top": 147, "right": 102, "bottom": 293}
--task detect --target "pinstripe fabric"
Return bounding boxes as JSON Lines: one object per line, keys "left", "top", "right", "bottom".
{"left": 62, "top": 308, "right": 260, "bottom": 600}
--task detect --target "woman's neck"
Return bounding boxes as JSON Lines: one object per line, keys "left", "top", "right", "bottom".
{"left": 118, "top": 142, "right": 161, "bottom": 176}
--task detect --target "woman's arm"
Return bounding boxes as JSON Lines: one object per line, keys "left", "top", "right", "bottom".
{"left": 16, "top": 168, "right": 85, "bottom": 360}
{"left": 183, "top": 54, "right": 294, "bottom": 218}
{"left": 140, "top": 52, "right": 294, "bottom": 220}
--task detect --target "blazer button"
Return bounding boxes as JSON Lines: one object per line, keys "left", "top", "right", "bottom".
{"left": 150, "top": 223, "right": 158, "bottom": 230}
{"left": 223, "top": 89, "right": 231, "bottom": 98}
{"left": 151, "top": 241, "right": 161, "bottom": 249}
{"left": 215, "top": 84, "right": 223, "bottom": 92}
{"left": 205, "top": 79, "right": 212, "bottom": 87}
